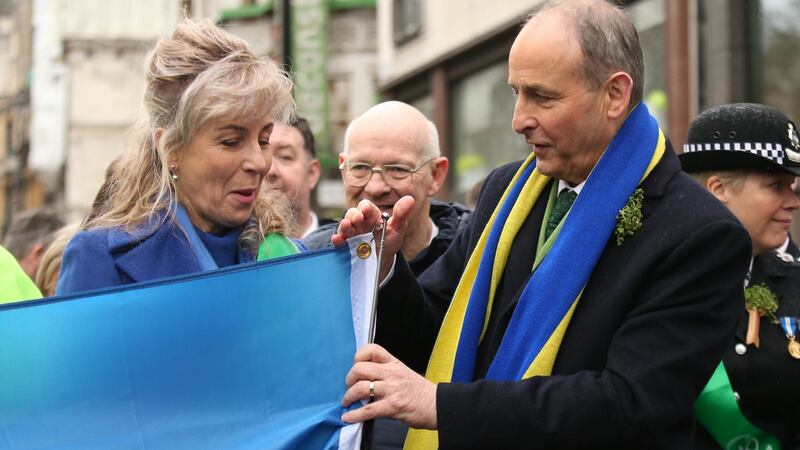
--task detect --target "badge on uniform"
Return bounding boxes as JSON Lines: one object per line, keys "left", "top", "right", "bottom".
{"left": 786, "top": 123, "right": 800, "bottom": 163}
{"left": 779, "top": 316, "right": 800, "bottom": 359}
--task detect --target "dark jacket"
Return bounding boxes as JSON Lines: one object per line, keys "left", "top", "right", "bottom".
{"left": 695, "top": 249, "right": 800, "bottom": 449}
{"left": 57, "top": 216, "right": 254, "bottom": 295}
{"left": 376, "top": 147, "right": 752, "bottom": 449}
{"left": 302, "top": 200, "right": 470, "bottom": 276}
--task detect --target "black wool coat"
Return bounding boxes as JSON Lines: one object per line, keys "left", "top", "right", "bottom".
{"left": 375, "top": 146, "right": 752, "bottom": 449}
{"left": 695, "top": 247, "right": 800, "bottom": 450}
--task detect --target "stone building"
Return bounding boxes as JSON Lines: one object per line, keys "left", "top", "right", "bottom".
{"left": 0, "top": 0, "right": 378, "bottom": 224}
{"left": 215, "top": 0, "right": 378, "bottom": 209}
{"left": 27, "top": 0, "right": 181, "bottom": 222}
{"left": 0, "top": 0, "right": 39, "bottom": 231}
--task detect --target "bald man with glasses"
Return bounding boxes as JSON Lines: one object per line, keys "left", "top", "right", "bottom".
{"left": 303, "top": 101, "right": 470, "bottom": 277}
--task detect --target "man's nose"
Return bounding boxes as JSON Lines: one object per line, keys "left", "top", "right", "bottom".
{"left": 512, "top": 98, "right": 538, "bottom": 135}
{"left": 362, "top": 171, "right": 391, "bottom": 196}
{"left": 266, "top": 160, "right": 281, "bottom": 182}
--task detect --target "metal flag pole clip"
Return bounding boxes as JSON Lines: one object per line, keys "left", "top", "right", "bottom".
{"left": 368, "top": 212, "right": 390, "bottom": 344}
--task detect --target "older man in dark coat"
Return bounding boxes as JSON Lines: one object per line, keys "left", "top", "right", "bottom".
{"left": 333, "top": 1, "right": 751, "bottom": 449}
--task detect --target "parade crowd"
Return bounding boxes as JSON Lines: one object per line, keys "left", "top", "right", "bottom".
{"left": 1, "top": 0, "right": 799, "bottom": 448}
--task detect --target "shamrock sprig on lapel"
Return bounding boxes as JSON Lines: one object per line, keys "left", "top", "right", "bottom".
{"left": 744, "top": 284, "right": 779, "bottom": 324}
{"left": 744, "top": 283, "right": 779, "bottom": 348}
{"left": 614, "top": 188, "right": 644, "bottom": 246}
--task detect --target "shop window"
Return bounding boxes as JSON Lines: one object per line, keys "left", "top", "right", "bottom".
{"left": 451, "top": 62, "right": 529, "bottom": 203}
{"left": 409, "top": 94, "right": 434, "bottom": 122}
{"left": 628, "top": 0, "right": 667, "bottom": 130}
{"left": 755, "top": 0, "right": 800, "bottom": 123}
{"left": 393, "top": 0, "right": 422, "bottom": 46}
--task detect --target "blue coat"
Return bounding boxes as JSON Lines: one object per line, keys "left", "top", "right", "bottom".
{"left": 57, "top": 217, "right": 254, "bottom": 295}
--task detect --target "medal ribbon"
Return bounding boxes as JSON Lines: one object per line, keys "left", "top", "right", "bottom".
{"left": 779, "top": 316, "right": 797, "bottom": 338}
{"left": 780, "top": 316, "right": 800, "bottom": 360}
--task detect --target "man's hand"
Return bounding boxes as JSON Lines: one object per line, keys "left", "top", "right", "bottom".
{"left": 331, "top": 197, "right": 414, "bottom": 281}
{"left": 341, "top": 343, "right": 437, "bottom": 429}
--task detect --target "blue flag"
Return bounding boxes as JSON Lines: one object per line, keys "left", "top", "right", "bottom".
{"left": 0, "top": 236, "right": 377, "bottom": 450}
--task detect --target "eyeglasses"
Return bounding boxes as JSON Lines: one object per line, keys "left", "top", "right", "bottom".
{"left": 339, "top": 157, "right": 437, "bottom": 188}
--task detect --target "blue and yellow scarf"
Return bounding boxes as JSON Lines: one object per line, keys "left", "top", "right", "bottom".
{"left": 405, "top": 103, "right": 665, "bottom": 449}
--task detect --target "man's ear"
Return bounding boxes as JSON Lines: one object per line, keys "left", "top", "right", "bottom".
{"left": 604, "top": 71, "right": 634, "bottom": 120}
{"left": 427, "top": 157, "right": 449, "bottom": 197}
{"left": 20, "top": 243, "right": 46, "bottom": 278}
{"left": 338, "top": 153, "right": 347, "bottom": 181}
{"left": 706, "top": 175, "right": 730, "bottom": 204}
{"left": 307, "top": 159, "right": 322, "bottom": 190}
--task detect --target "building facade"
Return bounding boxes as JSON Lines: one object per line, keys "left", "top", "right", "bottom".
{"left": 0, "top": 0, "right": 38, "bottom": 231}
{"left": 216, "top": 0, "right": 378, "bottom": 209}
{"left": 28, "top": 0, "right": 182, "bottom": 223}
{"left": 377, "top": 0, "right": 796, "bottom": 206}
{"left": 6, "top": 1, "right": 795, "bottom": 225}
{"left": 0, "top": 0, "right": 377, "bottom": 225}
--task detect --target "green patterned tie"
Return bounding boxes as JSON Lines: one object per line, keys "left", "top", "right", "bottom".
{"left": 545, "top": 188, "right": 577, "bottom": 241}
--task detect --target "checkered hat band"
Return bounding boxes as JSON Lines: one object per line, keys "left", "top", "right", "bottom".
{"left": 682, "top": 142, "right": 785, "bottom": 164}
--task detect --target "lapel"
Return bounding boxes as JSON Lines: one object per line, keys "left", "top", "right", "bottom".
{"left": 108, "top": 217, "right": 202, "bottom": 283}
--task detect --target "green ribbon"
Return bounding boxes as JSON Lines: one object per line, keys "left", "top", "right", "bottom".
{"left": 256, "top": 233, "right": 301, "bottom": 261}
{"left": 695, "top": 362, "right": 781, "bottom": 450}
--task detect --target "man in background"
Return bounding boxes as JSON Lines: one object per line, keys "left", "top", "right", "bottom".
{"left": 265, "top": 116, "right": 327, "bottom": 238}
{"left": 304, "top": 101, "right": 467, "bottom": 450}
{"left": 3, "top": 208, "right": 64, "bottom": 279}
{"left": 303, "top": 101, "right": 469, "bottom": 276}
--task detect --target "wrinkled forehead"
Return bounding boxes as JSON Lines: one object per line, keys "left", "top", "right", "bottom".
{"left": 348, "top": 121, "right": 427, "bottom": 165}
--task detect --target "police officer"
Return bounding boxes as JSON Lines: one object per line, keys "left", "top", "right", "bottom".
{"left": 681, "top": 103, "right": 800, "bottom": 448}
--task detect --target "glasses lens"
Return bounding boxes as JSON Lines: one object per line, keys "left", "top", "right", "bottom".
{"left": 345, "top": 163, "right": 371, "bottom": 187}
{"left": 342, "top": 162, "right": 422, "bottom": 188}
{"left": 384, "top": 166, "right": 413, "bottom": 182}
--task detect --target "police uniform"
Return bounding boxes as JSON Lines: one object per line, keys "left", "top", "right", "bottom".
{"left": 680, "top": 103, "right": 800, "bottom": 449}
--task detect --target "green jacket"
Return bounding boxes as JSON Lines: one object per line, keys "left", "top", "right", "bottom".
{"left": 0, "top": 245, "right": 41, "bottom": 304}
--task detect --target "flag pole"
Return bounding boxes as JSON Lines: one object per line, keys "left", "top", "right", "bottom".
{"left": 368, "top": 212, "right": 390, "bottom": 344}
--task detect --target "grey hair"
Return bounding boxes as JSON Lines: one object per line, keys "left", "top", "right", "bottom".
{"left": 689, "top": 170, "right": 747, "bottom": 192}
{"left": 85, "top": 18, "right": 295, "bottom": 253}
{"left": 343, "top": 115, "right": 441, "bottom": 162}
{"left": 528, "top": 0, "right": 644, "bottom": 106}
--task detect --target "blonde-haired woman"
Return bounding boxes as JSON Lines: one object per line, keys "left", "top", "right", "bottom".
{"left": 58, "top": 19, "right": 296, "bottom": 294}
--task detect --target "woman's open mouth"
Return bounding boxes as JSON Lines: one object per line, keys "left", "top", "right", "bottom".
{"left": 231, "top": 188, "right": 257, "bottom": 204}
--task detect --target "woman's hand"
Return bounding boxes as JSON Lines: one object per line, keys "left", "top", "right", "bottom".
{"left": 331, "top": 197, "right": 414, "bottom": 281}
{"left": 341, "top": 343, "right": 437, "bottom": 430}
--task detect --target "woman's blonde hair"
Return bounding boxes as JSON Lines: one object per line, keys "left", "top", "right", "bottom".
{"left": 85, "top": 18, "right": 295, "bottom": 253}
{"left": 35, "top": 223, "right": 81, "bottom": 297}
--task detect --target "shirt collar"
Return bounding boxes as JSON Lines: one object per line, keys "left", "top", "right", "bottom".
{"left": 300, "top": 211, "right": 320, "bottom": 239}
{"left": 428, "top": 217, "right": 439, "bottom": 246}
{"left": 777, "top": 236, "right": 791, "bottom": 256}
{"left": 557, "top": 179, "right": 586, "bottom": 195}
